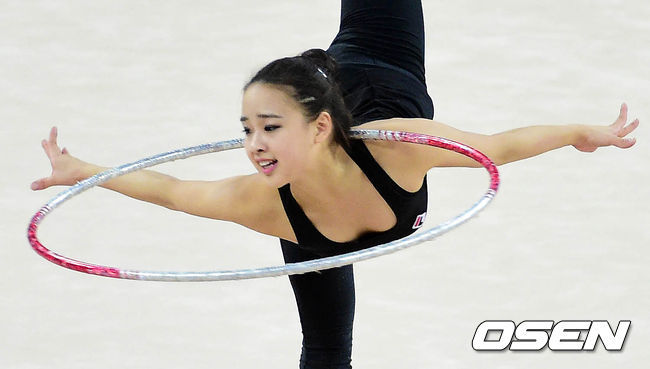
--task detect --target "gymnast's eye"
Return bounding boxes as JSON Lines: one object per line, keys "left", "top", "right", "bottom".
{"left": 264, "top": 125, "right": 280, "bottom": 132}
{"left": 242, "top": 127, "right": 251, "bottom": 135}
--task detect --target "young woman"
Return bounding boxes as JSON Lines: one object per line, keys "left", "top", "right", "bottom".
{"left": 32, "top": 1, "right": 638, "bottom": 368}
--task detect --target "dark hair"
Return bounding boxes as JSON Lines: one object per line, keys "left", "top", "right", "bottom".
{"left": 244, "top": 49, "right": 352, "bottom": 149}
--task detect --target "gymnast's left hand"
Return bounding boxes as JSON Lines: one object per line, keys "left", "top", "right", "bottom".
{"left": 572, "top": 103, "right": 639, "bottom": 152}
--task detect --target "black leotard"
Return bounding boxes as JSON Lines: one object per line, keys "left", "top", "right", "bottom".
{"left": 279, "top": 1, "right": 432, "bottom": 368}
{"left": 278, "top": 139, "right": 428, "bottom": 257}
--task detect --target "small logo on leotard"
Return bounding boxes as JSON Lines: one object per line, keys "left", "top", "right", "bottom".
{"left": 412, "top": 212, "right": 427, "bottom": 229}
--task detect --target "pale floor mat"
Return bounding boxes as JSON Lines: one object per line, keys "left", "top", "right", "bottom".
{"left": 1, "top": 1, "right": 648, "bottom": 368}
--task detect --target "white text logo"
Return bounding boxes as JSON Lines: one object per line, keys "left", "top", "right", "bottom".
{"left": 472, "top": 320, "right": 631, "bottom": 351}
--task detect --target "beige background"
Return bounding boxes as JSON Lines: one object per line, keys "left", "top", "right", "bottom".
{"left": 1, "top": 0, "right": 648, "bottom": 368}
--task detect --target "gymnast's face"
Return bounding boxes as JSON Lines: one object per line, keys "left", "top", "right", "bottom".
{"left": 241, "top": 83, "right": 320, "bottom": 187}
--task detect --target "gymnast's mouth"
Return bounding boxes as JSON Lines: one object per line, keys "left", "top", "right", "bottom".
{"left": 258, "top": 160, "right": 278, "bottom": 174}
{"left": 259, "top": 159, "right": 277, "bottom": 168}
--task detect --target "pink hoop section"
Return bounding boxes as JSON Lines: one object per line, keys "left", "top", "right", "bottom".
{"left": 27, "top": 130, "right": 499, "bottom": 281}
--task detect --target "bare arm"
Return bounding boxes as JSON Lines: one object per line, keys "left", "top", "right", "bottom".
{"left": 363, "top": 103, "right": 639, "bottom": 170}
{"left": 32, "top": 127, "right": 196, "bottom": 210}
{"left": 31, "top": 127, "right": 293, "bottom": 239}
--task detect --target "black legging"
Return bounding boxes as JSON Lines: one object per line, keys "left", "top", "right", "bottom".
{"left": 281, "top": 1, "right": 430, "bottom": 368}
{"left": 281, "top": 243, "right": 356, "bottom": 368}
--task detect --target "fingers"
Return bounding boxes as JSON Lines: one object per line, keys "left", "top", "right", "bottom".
{"left": 43, "top": 127, "right": 55, "bottom": 152}
{"left": 31, "top": 177, "right": 51, "bottom": 191}
{"left": 49, "top": 126, "right": 58, "bottom": 145}
{"left": 619, "top": 118, "right": 640, "bottom": 137}
{"left": 41, "top": 138, "right": 54, "bottom": 166}
{"left": 611, "top": 103, "right": 628, "bottom": 130}
{"left": 612, "top": 136, "right": 637, "bottom": 149}
{"left": 610, "top": 107, "right": 637, "bottom": 147}
{"left": 611, "top": 103, "right": 639, "bottom": 142}
{"left": 33, "top": 127, "right": 75, "bottom": 190}
{"left": 48, "top": 127, "right": 72, "bottom": 155}
{"left": 611, "top": 112, "right": 638, "bottom": 149}
{"left": 618, "top": 102, "right": 627, "bottom": 122}
{"left": 41, "top": 126, "right": 63, "bottom": 162}
{"left": 35, "top": 127, "right": 62, "bottom": 190}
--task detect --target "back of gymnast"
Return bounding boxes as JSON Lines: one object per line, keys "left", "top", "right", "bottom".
{"left": 32, "top": 0, "right": 638, "bottom": 368}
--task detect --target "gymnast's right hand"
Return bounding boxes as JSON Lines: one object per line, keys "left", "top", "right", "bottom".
{"left": 31, "top": 126, "right": 88, "bottom": 190}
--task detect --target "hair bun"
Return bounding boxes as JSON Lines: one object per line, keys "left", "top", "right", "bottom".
{"left": 300, "top": 48, "right": 338, "bottom": 78}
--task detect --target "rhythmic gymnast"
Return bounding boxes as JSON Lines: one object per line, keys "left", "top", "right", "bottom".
{"left": 32, "top": 1, "right": 638, "bottom": 368}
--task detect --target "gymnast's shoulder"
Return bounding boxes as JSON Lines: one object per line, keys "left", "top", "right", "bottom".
{"left": 169, "top": 173, "right": 293, "bottom": 240}
{"left": 356, "top": 118, "right": 491, "bottom": 171}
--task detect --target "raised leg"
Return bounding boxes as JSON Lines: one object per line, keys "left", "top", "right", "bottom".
{"left": 329, "top": 0, "right": 427, "bottom": 84}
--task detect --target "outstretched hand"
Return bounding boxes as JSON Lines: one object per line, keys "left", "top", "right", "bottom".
{"left": 573, "top": 103, "right": 639, "bottom": 152}
{"left": 31, "top": 127, "right": 86, "bottom": 191}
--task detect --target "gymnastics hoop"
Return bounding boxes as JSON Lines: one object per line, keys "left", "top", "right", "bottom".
{"left": 27, "top": 130, "right": 499, "bottom": 281}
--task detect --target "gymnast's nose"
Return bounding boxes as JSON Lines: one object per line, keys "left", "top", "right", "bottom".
{"left": 247, "top": 131, "right": 267, "bottom": 153}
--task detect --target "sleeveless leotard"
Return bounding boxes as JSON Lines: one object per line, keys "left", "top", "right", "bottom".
{"left": 278, "top": 139, "right": 428, "bottom": 257}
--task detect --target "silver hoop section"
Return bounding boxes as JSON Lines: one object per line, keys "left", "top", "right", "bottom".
{"left": 28, "top": 130, "right": 499, "bottom": 281}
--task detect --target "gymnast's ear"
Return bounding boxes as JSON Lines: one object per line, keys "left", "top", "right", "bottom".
{"left": 312, "top": 111, "right": 334, "bottom": 145}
